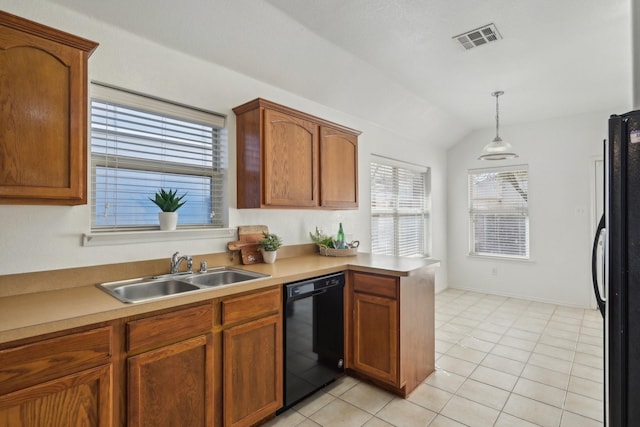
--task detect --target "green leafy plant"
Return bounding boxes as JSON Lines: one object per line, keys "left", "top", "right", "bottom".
{"left": 309, "top": 227, "right": 335, "bottom": 248}
{"left": 258, "top": 232, "right": 283, "bottom": 252}
{"left": 149, "top": 188, "right": 187, "bottom": 212}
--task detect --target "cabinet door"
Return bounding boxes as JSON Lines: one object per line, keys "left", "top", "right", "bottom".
{"left": 128, "top": 335, "right": 214, "bottom": 427}
{"left": 263, "top": 109, "right": 318, "bottom": 207}
{"left": 0, "top": 326, "right": 112, "bottom": 396}
{"left": 352, "top": 292, "right": 399, "bottom": 386}
{"left": 0, "top": 12, "right": 97, "bottom": 205}
{"left": 320, "top": 126, "right": 358, "bottom": 208}
{"left": 0, "top": 364, "right": 112, "bottom": 427}
{"left": 223, "top": 314, "right": 283, "bottom": 427}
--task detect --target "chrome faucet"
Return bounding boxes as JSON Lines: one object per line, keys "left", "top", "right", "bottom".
{"left": 170, "top": 251, "right": 193, "bottom": 274}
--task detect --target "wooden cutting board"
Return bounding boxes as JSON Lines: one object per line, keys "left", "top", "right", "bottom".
{"left": 239, "top": 244, "right": 263, "bottom": 264}
{"left": 227, "top": 225, "right": 269, "bottom": 264}
{"left": 238, "top": 225, "right": 268, "bottom": 243}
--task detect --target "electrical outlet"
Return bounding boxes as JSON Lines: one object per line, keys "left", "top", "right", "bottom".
{"left": 491, "top": 267, "right": 498, "bottom": 276}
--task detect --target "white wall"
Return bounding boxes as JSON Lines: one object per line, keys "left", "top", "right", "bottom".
{"left": 0, "top": 1, "right": 448, "bottom": 291}
{"left": 447, "top": 109, "right": 627, "bottom": 307}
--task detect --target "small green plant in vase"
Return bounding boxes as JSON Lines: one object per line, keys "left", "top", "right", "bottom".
{"left": 149, "top": 188, "right": 187, "bottom": 230}
{"left": 149, "top": 188, "right": 187, "bottom": 212}
{"left": 258, "top": 232, "right": 283, "bottom": 264}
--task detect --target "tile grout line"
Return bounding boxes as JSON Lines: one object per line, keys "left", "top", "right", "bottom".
{"left": 441, "top": 291, "right": 521, "bottom": 425}
{"left": 440, "top": 291, "right": 576, "bottom": 426}
{"left": 269, "top": 289, "right": 603, "bottom": 427}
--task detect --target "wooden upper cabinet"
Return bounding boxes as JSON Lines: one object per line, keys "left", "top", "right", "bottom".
{"left": 233, "top": 98, "right": 360, "bottom": 209}
{"left": 320, "top": 126, "right": 358, "bottom": 208}
{"left": 0, "top": 11, "right": 98, "bottom": 205}
{"left": 264, "top": 109, "right": 319, "bottom": 207}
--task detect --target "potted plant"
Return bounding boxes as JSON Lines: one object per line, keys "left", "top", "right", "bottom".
{"left": 258, "top": 232, "right": 283, "bottom": 264}
{"left": 149, "top": 188, "right": 187, "bottom": 231}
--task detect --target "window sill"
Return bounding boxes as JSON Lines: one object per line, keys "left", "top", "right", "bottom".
{"left": 467, "top": 254, "right": 535, "bottom": 263}
{"left": 83, "top": 228, "right": 236, "bottom": 247}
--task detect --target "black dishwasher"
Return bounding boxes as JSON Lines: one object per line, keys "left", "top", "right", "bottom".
{"left": 280, "top": 272, "right": 345, "bottom": 411}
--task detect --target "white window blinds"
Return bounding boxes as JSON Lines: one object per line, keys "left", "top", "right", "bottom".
{"left": 370, "top": 158, "right": 431, "bottom": 257}
{"left": 90, "top": 83, "right": 227, "bottom": 230}
{"left": 468, "top": 166, "right": 529, "bottom": 258}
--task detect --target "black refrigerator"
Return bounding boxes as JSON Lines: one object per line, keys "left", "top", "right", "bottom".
{"left": 592, "top": 110, "right": 640, "bottom": 427}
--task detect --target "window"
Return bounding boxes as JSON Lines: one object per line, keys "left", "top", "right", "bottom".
{"left": 468, "top": 166, "right": 529, "bottom": 258}
{"left": 370, "top": 157, "right": 431, "bottom": 257}
{"left": 90, "top": 83, "right": 227, "bottom": 230}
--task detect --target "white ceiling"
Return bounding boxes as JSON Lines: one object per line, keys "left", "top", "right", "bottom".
{"left": 51, "top": 0, "right": 631, "bottom": 147}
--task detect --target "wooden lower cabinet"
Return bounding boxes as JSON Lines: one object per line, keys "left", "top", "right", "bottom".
{"left": 347, "top": 270, "right": 435, "bottom": 397}
{"left": 0, "top": 364, "right": 112, "bottom": 427}
{"left": 126, "top": 304, "right": 214, "bottom": 427}
{"left": 122, "top": 288, "right": 283, "bottom": 427}
{"left": 221, "top": 287, "right": 282, "bottom": 427}
{"left": 128, "top": 335, "right": 213, "bottom": 427}
{"left": 223, "top": 315, "right": 282, "bottom": 427}
{"left": 352, "top": 291, "right": 399, "bottom": 386}
{"left": 0, "top": 268, "right": 439, "bottom": 427}
{"left": 0, "top": 325, "right": 113, "bottom": 427}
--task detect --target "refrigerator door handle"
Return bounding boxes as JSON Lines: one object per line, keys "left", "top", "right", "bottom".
{"left": 592, "top": 213, "right": 606, "bottom": 317}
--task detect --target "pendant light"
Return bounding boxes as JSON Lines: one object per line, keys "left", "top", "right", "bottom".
{"left": 478, "top": 90, "right": 518, "bottom": 160}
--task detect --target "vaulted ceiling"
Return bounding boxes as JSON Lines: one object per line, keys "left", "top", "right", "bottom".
{"left": 51, "top": 0, "right": 631, "bottom": 147}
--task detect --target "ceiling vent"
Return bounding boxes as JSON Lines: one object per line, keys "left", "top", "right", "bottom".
{"left": 452, "top": 23, "right": 502, "bottom": 50}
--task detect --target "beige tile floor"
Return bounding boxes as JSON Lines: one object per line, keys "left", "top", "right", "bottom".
{"left": 265, "top": 288, "right": 604, "bottom": 427}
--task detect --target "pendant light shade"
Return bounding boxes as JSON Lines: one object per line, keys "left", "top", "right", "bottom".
{"left": 478, "top": 91, "right": 518, "bottom": 160}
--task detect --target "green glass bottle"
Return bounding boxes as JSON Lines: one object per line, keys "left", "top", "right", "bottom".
{"left": 337, "top": 223, "right": 346, "bottom": 249}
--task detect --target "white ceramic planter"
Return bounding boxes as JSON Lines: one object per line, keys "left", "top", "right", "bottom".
{"left": 159, "top": 212, "right": 178, "bottom": 231}
{"left": 261, "top": 249, "right": 277, "bottom": 264}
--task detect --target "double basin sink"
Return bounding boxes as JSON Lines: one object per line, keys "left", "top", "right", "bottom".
{"left": 98, "top": 267, "right": 270, "bottom": 304}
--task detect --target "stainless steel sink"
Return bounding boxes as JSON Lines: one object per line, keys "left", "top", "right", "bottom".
{"left": 99, "top": 279, "right": 201, "bottom": 304}
{"left": 97, "top": 267, "right": 270, "bottom": 303}
{"left": 183, "top": 267, "right": 268, "bottom": 287}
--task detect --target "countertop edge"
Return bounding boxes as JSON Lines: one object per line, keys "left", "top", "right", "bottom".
{"left": 0, "top": 253, "right": 440, "bottom": 344}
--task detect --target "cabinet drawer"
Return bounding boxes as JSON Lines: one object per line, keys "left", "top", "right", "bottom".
{"left": 0, "top": 326, "right": 112, "bottom": 395}
{"left": 352, "top": 272, "right": 397, "bottom": 299}
{"left": 127, "top": 304, "right": 212, "bottom": 352}
{"left": 222, "top": 287, "right": 281, "bottom": 326}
